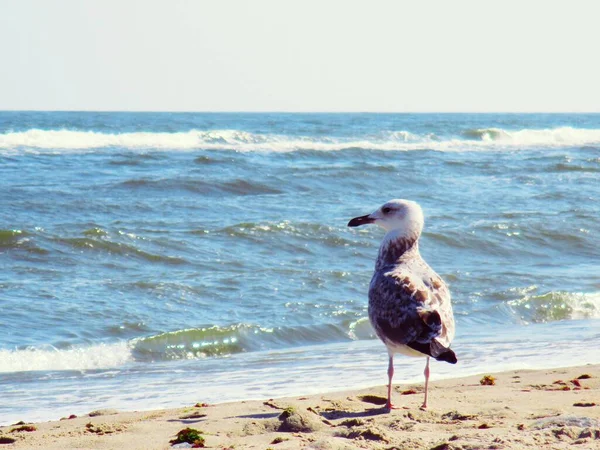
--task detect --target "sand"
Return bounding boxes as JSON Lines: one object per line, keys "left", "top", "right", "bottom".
{"left": 1, "top": 364, "right": 598, "bottom": 450}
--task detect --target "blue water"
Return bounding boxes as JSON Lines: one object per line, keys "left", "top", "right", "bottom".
{"left": 1, "top": 112, "right": 600, "bottom": 424}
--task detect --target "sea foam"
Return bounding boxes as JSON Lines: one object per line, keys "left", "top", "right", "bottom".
{"left": 1, "top": 126, "right": 600, "bottom": 153}
{"left": 0, "top": 342, "right": 132, "bottom": 373}
{"left": 508, "top": 291, "right": 600, "bottom": 323}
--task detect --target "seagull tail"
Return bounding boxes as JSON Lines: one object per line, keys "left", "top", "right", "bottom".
{"left": 430, "top": 339, "right": 457, "bottom": 364}
{"left": 413, "top": 310, "right": 458, "bottom": 364}
{"left": 406, "top": 340, "right": 458, "bottom": 364}
{"left": 435, "top": 347, "right": 457, "bottom": 364}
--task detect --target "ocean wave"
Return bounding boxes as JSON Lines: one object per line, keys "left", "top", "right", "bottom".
{"left": 119, "top": 177, "right": 283, "bottom": 195}
{"left": 2, "top": 289, "right": 595, "bottom": 373}
{"left": 55, "top": 236, "right": 187, "bottom": 264}
{"left": 0, "top": 342, "right": 132, "bottom": 373}
{"left": 131, "top": 321, "right": 375, "bottom": 361}
{"left": 2, "top": 127, "right": 600, "bottom": 153}
{"left": 0, "top": 320, "right": 376, "bottom": 373}
{"left": 218, "top": 221, "right": 355, "bottom": 247}
{"left": 131, "top": 324, "right": 265, "bottom": 359}
{"left": 0, "top": 228, "right": 48, "bottom": 254}
{"left": 552, "top": 162, "right": 600, "bottom": 172}
{"left": 0, "top": 229, "right": 27, "bottom": 247}
{"left": 508, "top": 291, "right": 600, "bottom": 323}
{"left": 462, "top": 126, "right": 600, "bottom": 146}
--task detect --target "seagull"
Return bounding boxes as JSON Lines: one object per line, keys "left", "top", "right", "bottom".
{"left": 348, "top": 199, "right": 456, "bottom": 410}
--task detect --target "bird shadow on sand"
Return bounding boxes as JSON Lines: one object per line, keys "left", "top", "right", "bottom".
{"left": 318, "top": 406, "right": 390, "bottom": 420}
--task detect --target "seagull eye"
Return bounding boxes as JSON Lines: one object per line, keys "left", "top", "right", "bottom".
{"left": 382, "top": 207, "right": 391, "bottom": 214}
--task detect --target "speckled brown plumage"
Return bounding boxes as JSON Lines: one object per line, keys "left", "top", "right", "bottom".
{"left": 368, "top": 237, "right": 456, "bottom": 363}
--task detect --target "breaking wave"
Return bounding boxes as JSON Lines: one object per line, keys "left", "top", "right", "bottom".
{"left": 0, "top": 342, "right": 132, "bottom": 373}
{"left": 2, "top": 288, "right": 596, "bottom": 373}
{"left": 0, "top": 321, "right": 376, "bottom": 373}
{"left": 130, "top": 321, "right": 376, "bottom": 361}
{"left": 462, "top": 126, "right": 600, "bottom": 147}
{"left": 2, "top": 126, "right": 600, "bottom": 153}
{"left": 508, "top": 291, "right": 600, "bottom": 323}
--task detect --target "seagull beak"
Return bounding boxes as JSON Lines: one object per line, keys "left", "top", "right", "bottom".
{"left": 347, "top": 214, "right": 375, "bottom": 227}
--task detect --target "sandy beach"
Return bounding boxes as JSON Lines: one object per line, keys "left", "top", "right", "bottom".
{"left": 1, "top": 364, "right": 597, "bottom": 450}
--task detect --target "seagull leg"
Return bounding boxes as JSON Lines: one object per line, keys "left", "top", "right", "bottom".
{"left": 421, "top": 357, "right": 430, "bottom": 409}
{"left": 386, "top": 355, "right": 396, "bottom": 410}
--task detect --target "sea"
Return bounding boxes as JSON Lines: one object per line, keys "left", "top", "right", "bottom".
{"left": 1, "top": 112, "right": 599, "bottom": 425}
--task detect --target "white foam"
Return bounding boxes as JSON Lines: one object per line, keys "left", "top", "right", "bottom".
{"left": 0, "top": 342, "right": 132, "bottom": 373}
{"left": 1, "top": 126, "right": 600, "bottom": 153}
{"left": 508, "top": 291, "right": 600, "bottom": 322}
{"left": 563, "top": 292, "right": 600, "bottom": 320}
{"left": 473, "top": 126, "right": 600, "bottom": 147}
{"left": 348, "top": 317, "right": 376, "bottom": 340}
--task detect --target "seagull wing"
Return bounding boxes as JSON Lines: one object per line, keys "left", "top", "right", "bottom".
{"left": 368, "top": 269, "right": 457, "bottom": 364}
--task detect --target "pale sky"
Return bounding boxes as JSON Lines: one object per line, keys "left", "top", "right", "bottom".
{"left": 1, "top": 0, "right": 599, "bottom": 112}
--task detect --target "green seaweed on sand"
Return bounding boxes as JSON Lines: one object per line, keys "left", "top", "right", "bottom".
{"left": 278, "top": 407, "right": 296, "bottom": 419}
{"left": 170, "top": 428, "right": 205, "bottom": 447}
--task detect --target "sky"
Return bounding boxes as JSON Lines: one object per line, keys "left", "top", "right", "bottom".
{"left": 1, "top": 0, "right": 599, "bottom": 112}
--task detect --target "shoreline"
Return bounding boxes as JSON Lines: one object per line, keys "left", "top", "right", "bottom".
{"left": 1, "top": 364, "right": 598, "bottom": 449}
{"left": 4, "top": 319, "right": 599, "bottom": 428}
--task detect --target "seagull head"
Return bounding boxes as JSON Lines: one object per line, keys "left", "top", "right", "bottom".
{"left": 347, "top": 199, "right": 424, "bottom": 238}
